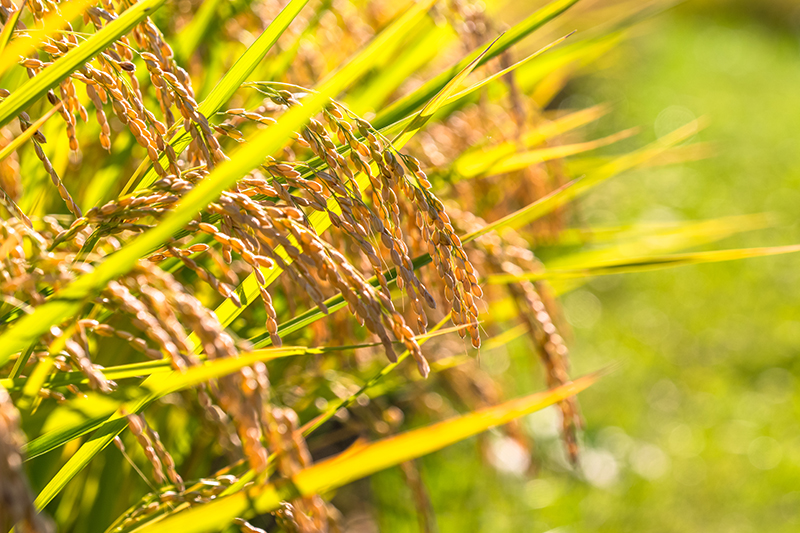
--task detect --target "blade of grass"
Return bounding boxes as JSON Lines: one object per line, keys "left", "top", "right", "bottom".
{"left": 300, "top": 316, "right": 451, "bottom": 436}
{"left": 17, "top": 324, "right": 76, "bottom": 414}
{"left": 567, "top": 142, "right": 715, "bottom": 175}
{"left": 137, "top": 373, "right": 598, "bottom": 533}
{"left": 173, "top": 0, "right": 224, "bottom": 63}
{"left": 391, "top": 31, "right": 574, "bottom": 148}
{"left": 485, "top": 244, "right": 800, "bottom": 284}
{"left": 464, "top": 119, "right": 706, "bottom": 243}
{"left": 0, "top": 101, "right": 62, "bottom": 162}
{"left": 446, "top": 31, "right": 575, "bottom": 104}
{"left": 547, "top": 214, "right": 770, "bottom": 264}
{"left": 4, "top": 326, "right": 461, "bottom": 394}
{"left": 374, "top": 0, "right": 583, "bottom": 128}
{"left": 8, "top": 342, "right": 35, "bottom": 379}
{"left": 31, "top": 344, "right": 336, "bottom": 507}
{"left": 0, "top": 0, "right": 93, "bottom": 77}
{"left": 345, "top": 21, "right": 454, "bottom": 114}
{"left": 0, "top": 0, "right": 167, "bottom": 127}
{"left": 392, "top": 34, "right": 503, "bottom": 147}
{"left": 481, "top": 323, "right": 530, "bottom": 352}
{"left": 515, "top": 32, "right": 622, "bottom": 95}
{"left": 0, "top": 0, "right": 27, "bottom": 58}
{"left": 455, "top": 127, "right": 638, "bottom": 179}
{"left": 533, "top": 214, "right": 770, "bottom": 249}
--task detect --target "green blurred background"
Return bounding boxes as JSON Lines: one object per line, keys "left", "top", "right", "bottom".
{"left": 364, "top": 1, "right": 800, "bottom": 531}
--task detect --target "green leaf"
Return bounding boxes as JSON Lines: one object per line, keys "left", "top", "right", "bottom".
{"left": 464, "top": 118, "right": 706, "bottom": 243}
{"left": 454, "top": 127, "right": 638, "bottom": 180}
{"left": 32, "top": 345, "right": 322, "bottom": 508}
{"left": 486, "top": 244, "right": 800, "bottom": 284}
{"left": 447, "top": 102, "right": 610, "bottom": 178}
{"left": 135, "top": 373, "right": 599, "bottom": 533}
{"left": 4, "top": 325, "right": 461, "bottom": 394}
{"left": 345, "top": 22, "right": 455, "bottom": 114}
{"left": 300, "top": 316, "right": 451, "bottom": 436}
{"left": 196, "top": 0, "right": 311, "bottom": 119}
{"left": 25, "top": 331, "right": 436, "bottom": 460}
{"left": 0, "top": 101, "right": 62, "bottom": 163}
{"left": 173, "top": 0, "right": 224, "bottom": 63}
{"left": 0, "top": 0, "right": 167, "bottom": 128}
{"left": 374, "top": 0, "right": 583, "bottom": 128}
{"left": 392, "top": 34, "right": 502, "bottom": 147}
{"left": 0, "top": 0, "right": 94, "bottom": 76}
{"left": 390, "top": 31, "right": 575, "bottom": 149}
{"left": 444, "top": 31, "right": 575, "bottom": 105}
{"left": 548, "top": 214, "right": 769, "bottom": 261}
{"left": 0, "top": 0, "right": 27, "bottom": 60}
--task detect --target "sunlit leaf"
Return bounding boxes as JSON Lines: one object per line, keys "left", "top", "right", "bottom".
{"left": 487, "top": 244, "right": 800, "bottom": 284}
{"left": 136, "top": 373, "right": 598, "bottom": 533}
{"left": 0, "top": 0, "right": 167, "bottom": 127}
{"left": 0, "top": 0, "right": 92, "bottom": 76}
{"left": 375, "top": 0, "right": 583, "bottom": 128}
{"left": 0, "top": 102, "right": 62, "bottom": 163}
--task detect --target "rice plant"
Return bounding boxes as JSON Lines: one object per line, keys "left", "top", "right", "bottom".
{"left": 1, "top": 0, "right": 795, "bottom": 531}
